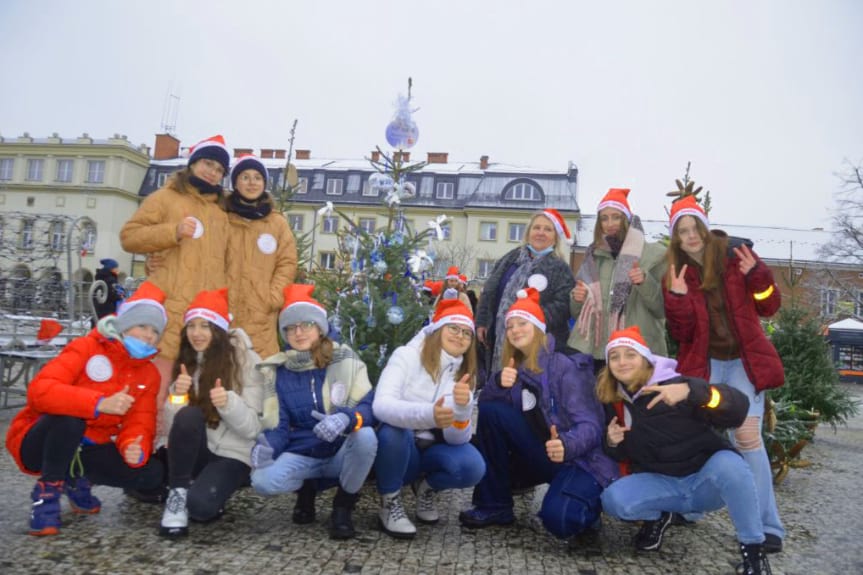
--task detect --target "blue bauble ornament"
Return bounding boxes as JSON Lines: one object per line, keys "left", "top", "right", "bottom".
{"left": 385, "top": 120, "right": 419, "bottom": 149}
{"left": 373, "top": 260, "right": 388, "bottom": 275}
{"left": 387, "top": 305, "right": 405, "bottom": 325}
{"left": 391, "top": 231, "right": 404, "bottom": 246}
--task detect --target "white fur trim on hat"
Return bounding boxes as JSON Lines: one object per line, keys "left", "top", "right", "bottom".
{"left": 605, "top": 337, "right": 655, "bottom": 365}
{"left": 425, "top": 313, "right": 475, "bottom": 336}
{"left": 184, "top": 307, "right": 230, "bottom": 332}
{"left": 597, "top": 200, "right": 632, "bottom": 221}
{"left": 505, "top": 308, "right": 546, "bottom": 333}
{"left": 279, "top": 301, "right": 328, "bottom": 334}
{"left": 669, "top": 208, "right": 709, "bottom": 233}
{"left": 115, "top": 299, "right": 168, "bottom": 335}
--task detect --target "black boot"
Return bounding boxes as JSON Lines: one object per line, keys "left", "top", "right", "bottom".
{"left": 292, "top": 480, "right": 316, "bottom": 525}
{"left": 737, "top": 542, "right": 772, "bottom": 575}
{"left": 329, "top": 487, "right": 359, "bottom": 540}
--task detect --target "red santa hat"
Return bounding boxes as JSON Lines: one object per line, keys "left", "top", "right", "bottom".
{"left": 36, "top": 319, "right": 63, "bottom": 344}
{"left": 188, "top": 134, "right": 230, "bottom": 174}
{"left": 597, "top": 188, "right": 632, "bottom": 221}
{"left": 115, "top": 281, "right": 168, "bottom": 335}
{"left": 505, "top": 286, "right": 546, "bottom": 333}
{"left": 540, "top": 208, "right": 572, "bottom": 245}
{"left": 445, "top": 266, "right": 461, "bottom": 281}
{"left": 230, "top": 154, "right": 269, "bottom": 190}
{"left": 458, "top": 273, "right": 468, "bottom": 286}
{"left": 669, "top": 195, "right": 709, "bottom": 232}
{"left": 184, "top": 288, "right": 231, "bottom": 332}
{"left": 279, "top": 284, "right": 328, "bottom": 334}
{"left": 425, "top": 292, "right": 474, "bottom": 335}
{"left": 422, "top": 279, "right": 443, "bottom": 298}
{"left": 605, "top": 325, "right": 655, "bottom": 365}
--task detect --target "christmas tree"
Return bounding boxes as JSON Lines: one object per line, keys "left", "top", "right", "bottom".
{"left": 310, "top": 81, "right": 451, "bottom": 384}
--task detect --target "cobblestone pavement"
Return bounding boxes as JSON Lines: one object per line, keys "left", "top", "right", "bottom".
{"left": 0, "top": 385, "right": 860, "bottom": 575}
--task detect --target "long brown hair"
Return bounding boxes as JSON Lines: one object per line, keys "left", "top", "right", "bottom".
{"left": 173, "top": 325, "right": 242, "bottom": 429}
{"left": 595, "top": 359, "right": 654, "bottom": 404}
{"left": 501, "top": 326, "right": 547, "bottom": 374}
{"left": 666, "top": 216, "right": 726, "bottom": 292}
{"left": 592, "top": 210, "right": 631, "bottom": 246}
{"left": 419, "top": 328, "right": 478, "bottom": 389}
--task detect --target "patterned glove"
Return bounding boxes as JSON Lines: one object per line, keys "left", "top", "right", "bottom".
{"left": 250, "top": 433, "right": 275, "bottom": 469}
{"left": 310, "top": 410, "right": 351, "bottom": 443}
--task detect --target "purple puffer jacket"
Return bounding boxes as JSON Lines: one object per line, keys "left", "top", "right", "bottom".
{"left": 480, "top": 335, "right": 618, "bottom": 488}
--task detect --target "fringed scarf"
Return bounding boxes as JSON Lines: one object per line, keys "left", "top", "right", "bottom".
{"left": 575, "top": 216, "right": 646, "bottom": 348}
{"left": 492, "top": 246, "right": 546, "bottom": 369}
{"left": 228, "top": 191, "right": 273, "bottom": 220}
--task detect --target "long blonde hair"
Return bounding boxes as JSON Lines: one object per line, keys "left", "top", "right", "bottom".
{"left": 501, "top": 325, "right": 547, "bottom": 374}
{"left": 420, "top": 328, "right": 477, "bottom": 389}
{"left": 595, "top": 358, "right": 654, "bottom": 404}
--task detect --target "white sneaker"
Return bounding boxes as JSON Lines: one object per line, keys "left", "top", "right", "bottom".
{"left": 160, "top": 487, "right": 188, "bottom": 537}
{"left": 414, "top": 480, "right": 439, "bottom": 524}
{"left": 379, "top": 491, "right": 416, "bottom": 539}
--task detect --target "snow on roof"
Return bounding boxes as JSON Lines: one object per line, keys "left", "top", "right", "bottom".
{"left": 828, "top": 318, "right": 863, "bottom": 331}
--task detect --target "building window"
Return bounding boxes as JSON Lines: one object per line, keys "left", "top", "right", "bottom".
{"left": 20, "top": 220, "right": 34, "bottom": 250}
{"left": 50, "top": 221, "right": 65, "bottom": 252}
{"left": 157, "top": 172, "right": 168, "bottom": 187}
{"left": 56, "top": 159, "right": 74, "bottom": 182}
{"left": 288, "top": 214, "right": 304, "bottom": 232}
{"left": 81, "top": 223, "right": 97, "bottom": 252}
{"left": 296, "top": 177, "right": 308, "bottom": 194}
{"left": 479, "top": 222, "right": 497, "bottom": 241}
{"left": 27, "top": 159, "right": 44, "bottom": 181}
{"left": 312, "top": 173, "right": 324, "bottom": 190}
{"left": 358, "top": 217, "right": 376, "bottom": 234}
{"left": 509, "top": 223, "right": 526, "bottom": 242}
{"left": 477, "top": 259, "right": 495, "bottom": 279}
{"left": 820, "top": 288, "right": 840, "bottom": 317}
{"left": 319, "top": 252, "right": 336, "bottom": 270}
{"left": 27, "top": 196, "right": 35, "bottom": 207}
{"left": 436, "top": 181, "right": 454, "bottom": 200}
{"left": 503, "top": 180, "right": 543, "bottom": 201}
{"left": 87, "top": 160, "right": 105, "bottom": 183}
{"left": 322, "top": 216, "right": 339, "bottom": 234}
{"left": 362, "top": 179, "right": 378, "bottom": 197}
{"left": 0, "top": 158, "right": 13, "bottom": 180}
{"left": 347, "top": 174, "right": 361, "bottom": 194}
{"left": 836, "top": 344, "right": 863, "bottom": 371}
{"left": 326, "top": 178, "right": 344, "bottom": 196}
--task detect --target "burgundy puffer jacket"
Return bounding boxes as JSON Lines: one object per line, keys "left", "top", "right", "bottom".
{"left": 663, "top": 233, "right": 784, "bottom": 393}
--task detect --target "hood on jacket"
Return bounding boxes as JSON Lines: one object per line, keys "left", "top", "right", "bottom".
{"left": 646, "top": 355, "right": 681, "bottom": 386}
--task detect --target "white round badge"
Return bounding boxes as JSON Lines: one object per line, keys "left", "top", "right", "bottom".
{"left": 86, "top": 355, "right": 113, "bottom": 382}
{"left": 191, "top": 217, "right": 204, "bottom": 239}
{"left": 257, "top": 233, "right": 277, "bottom": 255}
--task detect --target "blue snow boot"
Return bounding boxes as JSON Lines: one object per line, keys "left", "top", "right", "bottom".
{"left": 30, "top": 480, "right": 63, "bottom": 536}
{"left": 66, "top": 475, "right": 102, "bottom": 514}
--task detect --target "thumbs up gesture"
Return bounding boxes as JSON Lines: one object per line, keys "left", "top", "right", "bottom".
{"left": 571, "top": 280, "right": 588, "bottom": 303}
{"left": 545, "top": 424, "right": 564, "bottom": 463}
{"left": 123, "top": 434, "right": 145, "bottom": 466}
{"left": 501, "top": 358, "right": 517, "bottom": 388}
{"left": 99, "top": 385, "right": 135, "bottom": 416}
{"left": 628, "top": 260, "right": 645, "bottom": 285}
{"left": 453, "top": 374, "right": 471, "bottom": 406}
{"left": 174, "top": 364, "right": 192, "bottom": 395}
{"left": 210, "top": 378, "right": 227, "bottom": 409}
{"left": 433, "top": 396, "right": 454, "bottom": 429}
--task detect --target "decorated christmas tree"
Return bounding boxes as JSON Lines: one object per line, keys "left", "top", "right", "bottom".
{"left": 311, "top": 81, "right": 451, "bottom": 384}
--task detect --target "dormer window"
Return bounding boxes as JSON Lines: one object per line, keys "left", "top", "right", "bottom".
{"left": 503, "top": 179, "right": 543, "bottom": 202}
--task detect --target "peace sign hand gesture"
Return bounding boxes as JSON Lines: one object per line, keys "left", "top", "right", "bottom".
{"left": 669, "top": 264, "right": 688, "bottom": 295}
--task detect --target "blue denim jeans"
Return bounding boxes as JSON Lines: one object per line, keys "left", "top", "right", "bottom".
{"left": 374, "top": 424, "right": 486, "bottom": 494}
{"left": 471, "top": 401, "right": 562, "bottom": 510}
{"left": 710, "top": 358, "right": 785, "bottom": 539}
{"left": 251, "top": 427, "right": 377, "bottom": 495}
{"left": 601, "top": 450, "right": 765, "bottom": 544}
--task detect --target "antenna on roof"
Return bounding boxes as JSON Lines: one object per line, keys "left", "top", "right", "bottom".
{"left": 160, "top": 90, "right": 180, "bottom": 135}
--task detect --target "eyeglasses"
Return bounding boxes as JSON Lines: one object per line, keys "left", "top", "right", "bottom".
{"left": 284, "top": 321, "right": 318, "bottom": 335}
{"left": 444, "top": 323, "right": 474, "bottom": 339}
{"left": 198, "top": 158, "right": 226, "bottom": 177}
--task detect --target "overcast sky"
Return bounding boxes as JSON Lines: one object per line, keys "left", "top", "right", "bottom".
{"left": 1, "top": 0, "right": 860, "bottom": 229}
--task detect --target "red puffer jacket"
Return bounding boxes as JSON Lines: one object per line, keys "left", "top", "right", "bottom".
{"left": 663, "top": 235, "right": 784, "bottom": 393}
{"left": 6, "top": 330, "right": 160, "bottom": 474}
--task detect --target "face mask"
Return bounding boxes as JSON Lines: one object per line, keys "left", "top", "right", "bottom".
{"left": 527, "top": 245, "right": 554, "bottom": 257}
{"left": 123, "top": 335, "right": 158, "bottom": 359}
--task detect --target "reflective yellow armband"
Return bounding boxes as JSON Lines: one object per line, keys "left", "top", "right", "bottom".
{"left": 353, "top": 412, "right": 363, "bottom": 432}
{"left": 753, "top": 285, "right": 774, "bottom": 301}
{"left": 169, "top": 394, "right": 189, "bottom": 406}
{"left": 705, "top": 387, "right": 721, "bottom": 409}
